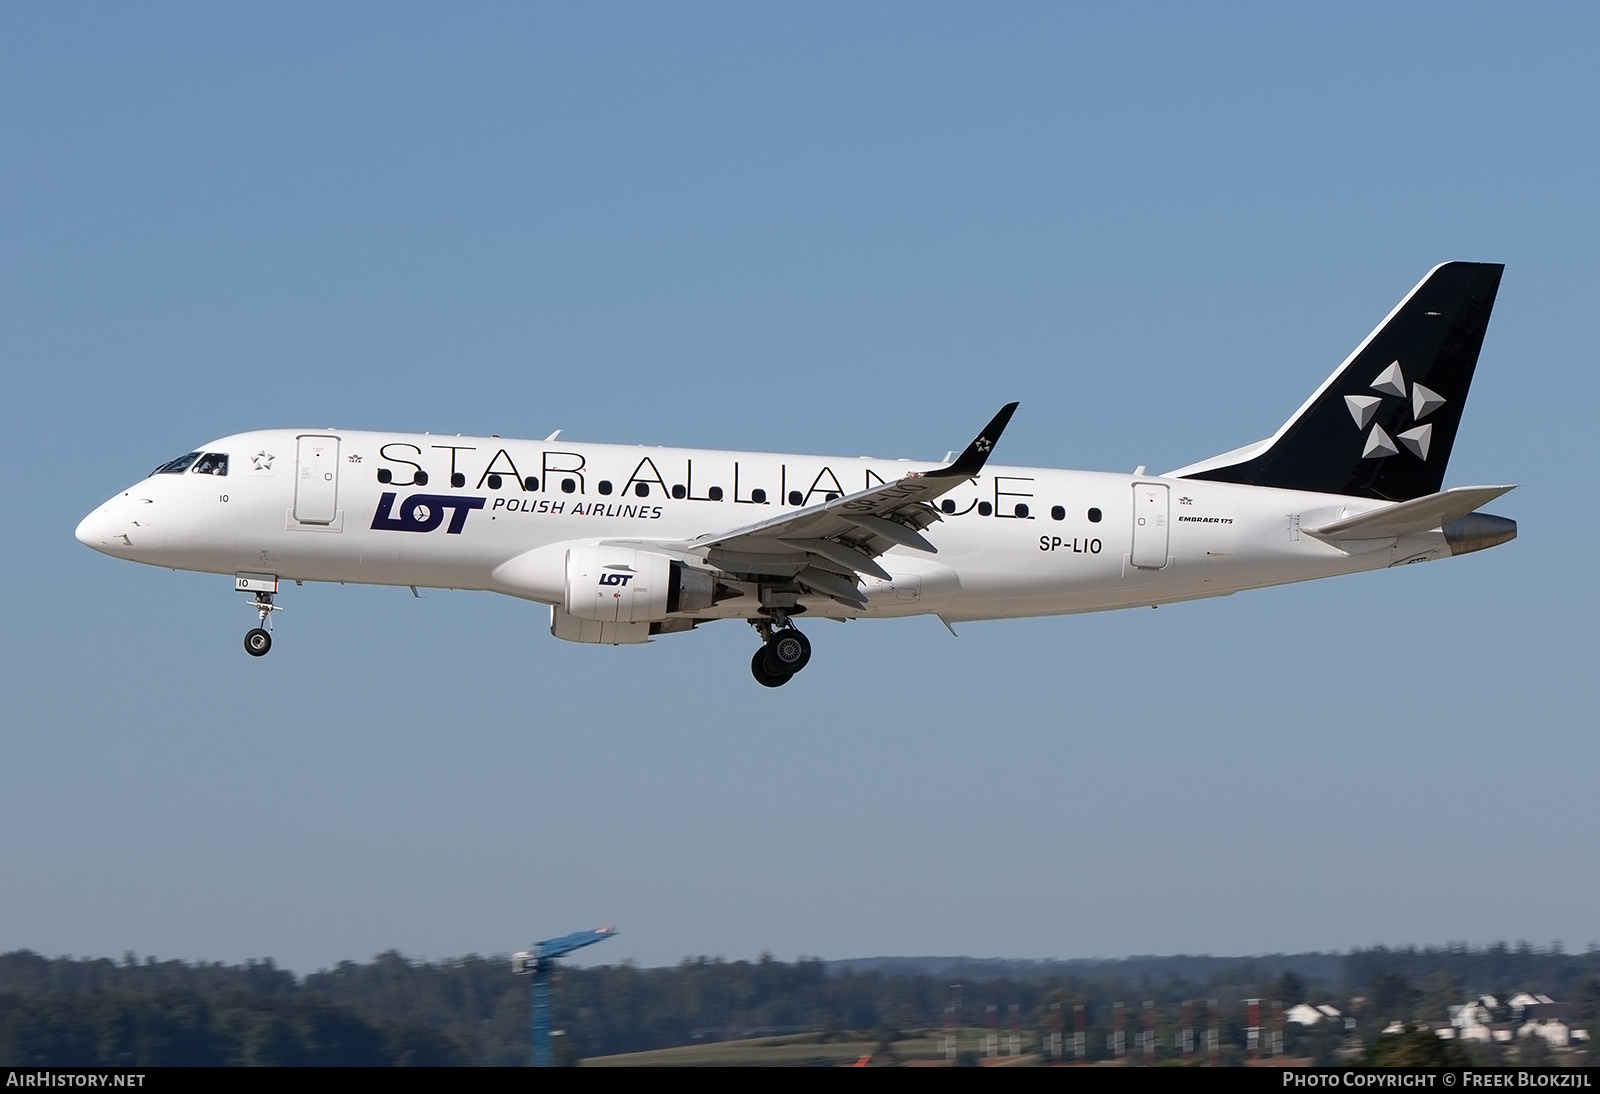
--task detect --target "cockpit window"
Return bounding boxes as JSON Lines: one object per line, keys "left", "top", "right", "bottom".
{"left": 192, "top": 453, "right": 228, "bottom": 476}
{"left": 152, "top": 452, "right": 202, "bottom": 476}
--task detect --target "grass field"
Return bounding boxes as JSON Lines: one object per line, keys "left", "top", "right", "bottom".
{"left": 582, "top": 1031, "right": 1049, "bottom": 1066}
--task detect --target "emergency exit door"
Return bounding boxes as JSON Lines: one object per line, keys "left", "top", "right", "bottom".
{"left": 294, "top": 435, "right": 341, "bottom": 524}
{"left": 1130, "top": 482, "right": 1169, "bottom": 569}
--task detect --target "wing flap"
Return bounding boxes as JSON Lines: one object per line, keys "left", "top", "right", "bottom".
{"left": 796, "top": 565, "right": 869, "bottom": 608}
{"left": 839, "top": 512, "right": 938, "bottom": 553}
{"left": 780, "top": 537, "right": 894, "bottom": 582}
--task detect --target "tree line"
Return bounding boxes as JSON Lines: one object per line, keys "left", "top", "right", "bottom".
{"left": 1, "top": 944, "right": 1596, "bottom": 1065}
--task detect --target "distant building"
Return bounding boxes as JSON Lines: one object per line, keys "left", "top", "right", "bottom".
{"left": 1513, "top": 995, "right": 1580, "bottom": 1047}
{"left": 1449, "top": 996, "right": 1499, "bottom": 1043}
{"left": 1286, "top": 1003, "right": 1342, "bottom": 1027}
{"left": 1444, "top": 993, "right": 1587, "bottom": 1047}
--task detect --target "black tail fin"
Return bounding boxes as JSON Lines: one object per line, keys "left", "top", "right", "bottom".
{"left": 1174, "top": 262, "right": 1504, "bottom": 501}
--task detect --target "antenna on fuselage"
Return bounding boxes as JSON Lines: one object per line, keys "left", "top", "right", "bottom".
{"left": 545, "top": 430, "right": 562, "bottom": 441}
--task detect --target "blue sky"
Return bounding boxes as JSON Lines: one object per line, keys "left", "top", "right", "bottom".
{"left": 2, "top": 3, "right": 1596, "bottom": 973}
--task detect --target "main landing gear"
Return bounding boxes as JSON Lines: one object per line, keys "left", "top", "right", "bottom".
{"left": 749, "top": 615, "right": 812, "bottom": 688}
{"left": 243, "top": 591, "right": 281, "bottom": 658}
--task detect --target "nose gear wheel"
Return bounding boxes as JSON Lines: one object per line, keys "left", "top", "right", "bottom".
{"left": 242, "top": 590, "right": 282, "bottom": 657}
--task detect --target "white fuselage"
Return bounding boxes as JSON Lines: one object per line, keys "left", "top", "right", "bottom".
{"left": 75, "top": 428, "right": 1452, "bottom": 626}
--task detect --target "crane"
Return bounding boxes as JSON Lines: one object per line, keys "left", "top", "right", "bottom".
{"left": 512, "top": 926, "right": 618, "bottom": 1066}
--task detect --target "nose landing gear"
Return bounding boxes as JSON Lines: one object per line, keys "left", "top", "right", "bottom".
{"left": 243, "top": 590, "right": 281, "bottom": 658}
{"left": 749, "top": 615, "right": 812, "bottom": 687}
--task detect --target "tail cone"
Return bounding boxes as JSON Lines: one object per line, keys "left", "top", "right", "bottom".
{"left": 1443, "top": 512, "right": 1516, "bottom": 556}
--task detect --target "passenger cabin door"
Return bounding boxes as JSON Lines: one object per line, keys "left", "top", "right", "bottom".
{"left": 1130, "top": 482, "right": 1170, "bottom": 569}
{"left": 294, "top": 435, "right": 341, "bottom": 524}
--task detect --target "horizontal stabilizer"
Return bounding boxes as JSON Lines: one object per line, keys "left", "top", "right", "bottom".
{"left": 1303, "top": 485, "right": 1515, "bottom": 541}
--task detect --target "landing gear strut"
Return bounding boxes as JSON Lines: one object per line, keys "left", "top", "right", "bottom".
{"left": 749, "top": 614, "right": 812, "bottom": 687}
{"left": 243, "top": 591, "right": 280, "bottom": 658}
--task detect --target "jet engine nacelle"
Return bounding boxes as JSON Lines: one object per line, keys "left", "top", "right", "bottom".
{"left": 563, "top": 546, "right": 717, "bottom": 623}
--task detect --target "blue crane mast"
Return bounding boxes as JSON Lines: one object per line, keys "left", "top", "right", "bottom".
{"left": 512, "top": 926, "right": 618, "bottom": 1066}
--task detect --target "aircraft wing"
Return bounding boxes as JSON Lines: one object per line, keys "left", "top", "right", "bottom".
{"left": 637, "top": 403, "right": 1017, "bottom": 609}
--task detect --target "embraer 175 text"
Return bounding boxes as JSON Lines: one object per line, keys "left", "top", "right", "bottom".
{"left": 78, "top": 263, "right": 1517, "bottom": 686}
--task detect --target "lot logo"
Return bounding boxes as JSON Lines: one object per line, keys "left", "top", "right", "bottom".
{"left": 371, "top": 492, "right": 486, "bottom": 534}
{"left": 599, "top": 570, "right": 635, "bottom": 587}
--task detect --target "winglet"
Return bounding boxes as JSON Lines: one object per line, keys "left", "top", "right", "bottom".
{"left": 929, "top": 402, "right": 1019, "bottom": 479}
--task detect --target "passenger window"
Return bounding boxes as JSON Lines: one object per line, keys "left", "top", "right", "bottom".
{"left": 152, "top": 453, "right": 201, "bottom": 476}
{"left": 192, "top": 453, "right": 228, "bottom": 476}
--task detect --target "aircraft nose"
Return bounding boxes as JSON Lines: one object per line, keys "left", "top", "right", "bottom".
{"left": 75, "top": 507, "right": 108, "bottom": 548}
{"left": 76, "top": 500, "right": 128, "bottom": 553}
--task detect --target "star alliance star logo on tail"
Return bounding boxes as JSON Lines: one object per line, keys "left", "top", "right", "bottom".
{"left": 1345, "top": 361, "right": 1445, "bottom": 461}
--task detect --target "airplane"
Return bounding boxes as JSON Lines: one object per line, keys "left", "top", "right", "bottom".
{"left": 76, "top": 262, "right": 1517, "bottom": 687}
